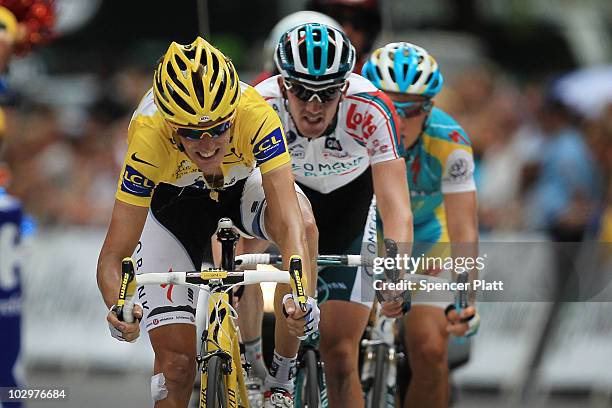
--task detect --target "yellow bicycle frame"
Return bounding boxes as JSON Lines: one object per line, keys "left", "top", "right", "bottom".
{"left": 199, "top": 290, "right": 249, "bottom": 408}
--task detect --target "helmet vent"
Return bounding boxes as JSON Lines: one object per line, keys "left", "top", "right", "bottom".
{"left": 184, "top": 49, "right": 196, "bottom": 61}
{"left": 374, "top": 66, "right": 382, "bottom": 81}
{"left": 193, "top": 66, "right": 205, "bottom": 108}
{"left": 412, "top": 71, "right": 422, "bottom": 85}
{"left": 299, "top": 43, "right": 308, "bottom": 68}
{"left": 313, "top": 47, "right": 322, "bottom": 70}
{"left": 166, "top": 63, "right": 189, "bottom": 95}
{"left": 168, "top": 82, "right": 196, "bottom": 115}
{"left": 340, "top": 45, "right": 348, "bottom": 67}
{"left": 228, "top": 62, "right": 236, "bottom": 88}
{"left": 425, "top": 72, "right": 433, "bottom": 85}
{"left": 211, "top": 70, "right": 226, "bottom": 111}
{"left": 388, "top": 67, "right": 396, "bottom": 83}
{"left": 229, "top": 84, "right": 239, "bottom": 105}
{"left": 157, "top": 99, "right": 175, "bottom": 117}
{"left": 174, "top": 55, "right": 187, "bottom": 73}
{"left": 209, "top": 53, "right": 220, "bottom": 91}
{"left": 284, "top": 41, "right": 294, "bottom": 65}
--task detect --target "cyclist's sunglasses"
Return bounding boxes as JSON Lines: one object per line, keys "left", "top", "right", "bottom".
{"left": 174, "top": 119, "right": 232, "bottom": 140}
{"left": 283, "top": 80, "right": 346, "bottom": 103}
{"left": 393, "top": 100, "right": 433, "bottom": 118}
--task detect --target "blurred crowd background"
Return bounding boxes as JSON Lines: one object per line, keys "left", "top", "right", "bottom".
{"left": 2, "top": 0, "right": 611, "bottom": 242}
{"left": 1, "top": 1, "right": 611, "bottom": 407}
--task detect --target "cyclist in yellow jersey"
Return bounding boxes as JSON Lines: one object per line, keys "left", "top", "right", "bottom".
{"left": 97, "top": 37, "right": 318, "bottom": 408}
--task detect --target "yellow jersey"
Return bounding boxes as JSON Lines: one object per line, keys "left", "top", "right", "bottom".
{"left": 116, "top": 83, "right": 290, "bottom": 207}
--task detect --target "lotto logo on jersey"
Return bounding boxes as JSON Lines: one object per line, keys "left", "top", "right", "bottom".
{"left": 121, "top": 165, "right": 155, "bottom": 197}
{"left": 346, "top": 103, "right": 378, "bottom": 139}
{"left": 254, "top": 127, "right": 286, "bottom": 163}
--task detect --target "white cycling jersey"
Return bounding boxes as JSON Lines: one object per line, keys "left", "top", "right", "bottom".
{"left": 255, "top": 73, "right": 400, "bottom": 194}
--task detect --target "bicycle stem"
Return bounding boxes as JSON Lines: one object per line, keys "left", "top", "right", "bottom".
{"left": 216, "top": 217, "right": 240, "bottom": 273}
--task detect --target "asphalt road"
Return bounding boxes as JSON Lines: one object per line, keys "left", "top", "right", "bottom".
{"left": 17, "top": 367, "right": 606, "bottom": 408}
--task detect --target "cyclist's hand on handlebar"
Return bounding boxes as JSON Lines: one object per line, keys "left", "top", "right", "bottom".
{"left": 282, "top": 295, "right": 320, "bottom": 340}
{"left": 445, "top": 305, "right": 480, "bottom": 337}
{"left": 380, "top": 297, "right": 404, "bottom": 318}
{"left": 376, "top": 283, "right": 411, "bottom": 318}
{"left": 282, "top": 294, "right": 306, "bottom": 337}
{"left": 107, "top": 304, "right": 143, "bottom": 343}
{"left": 379, "top": 290, "right": 411, "bottom": 318}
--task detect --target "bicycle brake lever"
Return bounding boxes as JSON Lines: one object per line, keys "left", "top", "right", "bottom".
{"left": 289, "top": 256, "right": 308, "bottom": 313}
{"left": 117, "top": 257, "right": 137, "bottom": 322}
{"left": 383, "top": 238, "right": 399, "bottom": 282}
{"left": 456, "top": 271, "right": 469, "bottom": 314}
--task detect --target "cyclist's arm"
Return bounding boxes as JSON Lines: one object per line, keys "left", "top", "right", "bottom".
{"left": 372, "top": 159, "right": 412, "bottom": 317}
{"left": 444, "top": 191, "right": 479, "bottom": 303}
{"left": 445, "top": 191, "right": 478, "bottom": 244}
{"left": 261, "top": 163, "right": 313, "bottom": 296}
{"left": 97, "top": 200, "right": 148, "bottom": 308}
{"left": 444, "top": 191, "right": 479, "bottom": 335}
{"left": 371, "top": 158, "right": 413, "bottom": 244}
{"left": 361, "top": 90, "right": 413, "bottom": 244}
{"left": 440, "top": 139, "right": 478, "bottom": 302}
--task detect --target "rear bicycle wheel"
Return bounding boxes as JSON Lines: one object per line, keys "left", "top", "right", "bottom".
{"left": 205, "top": 356, "right": 227, "bottom": 408}
{"left": 366, "top": 345, "right": 389, "bottom": 408}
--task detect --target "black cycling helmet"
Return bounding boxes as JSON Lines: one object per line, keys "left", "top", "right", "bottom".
{"left": 306, "top": 0, "right": 382, "bottom": 58}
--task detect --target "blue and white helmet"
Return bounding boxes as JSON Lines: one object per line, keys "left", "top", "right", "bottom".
{"left": 275, "top": 23, "right": 355, "bottom": 87}
{"left": 362, "top": 42, "right": 443, "bottom": 98}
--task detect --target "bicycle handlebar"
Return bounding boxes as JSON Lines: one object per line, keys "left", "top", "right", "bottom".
{"left": 116, "top": 256, "right": 292, "bottom": 322}
{"left": 235, "top": 253, "right": 367, "bottom": 267}
{"left": 134, "top": 269, "right": 291, "bottom": 287}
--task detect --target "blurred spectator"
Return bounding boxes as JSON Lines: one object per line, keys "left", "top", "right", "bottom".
{"left": 0, "top": 0, "right": 55, "bottom": 402}
{"left": 584, "top": 103, "right": 612, "bottom": 188}
{"left": 306, "top": 0, "right": 381, "bottom": 73}
{"left": 584, "top": 103, "right": 612, "bottom": 241}
{"left": 523, "top": 94, "right": 602, "bottom": 241}
{"left": 0, "top": 0, "right": 54, "bottom": 82}
{"left": 599, "top": 184, "right": 612, "bottom": 242}
{"left": 440, "top": 65, "right": 532, "bottom": 231}
{"left": 3, "top": 64, "right": 148, "bottom": 226}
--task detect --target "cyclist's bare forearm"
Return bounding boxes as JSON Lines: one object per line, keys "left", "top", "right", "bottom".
{"left": 261, "top": 164, "right": 314, "bottom": 295}
{"left": 97, "top": 200, "right": 148, "bottom": 307}
{"left": 97, "top": 252, "right": 125, "bottom": 308}
{"left": 270, "top": 212, "right": 311, "bottom": 294}
{"left": 445, "top": 191, "right": 479, "bottom": 302}
{"left": 372, "top": 159, "right": 414, "bottom": 245}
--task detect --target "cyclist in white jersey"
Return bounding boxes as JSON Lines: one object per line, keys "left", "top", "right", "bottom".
{"left": 240, "top": 23, "right": 413, "bottom": 407}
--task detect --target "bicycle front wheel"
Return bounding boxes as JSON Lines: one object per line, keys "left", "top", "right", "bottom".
{"left": 367, "top": 345, "right": 389, "bottom": 408}
{"left": 303, "top": 349, "right": 320, "bottom": 407}
{"left": 295, "top": 348, "right": 321, "bottom": 408}
{"left": 205, "top": 356, "right": 227, "bottom": 408}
